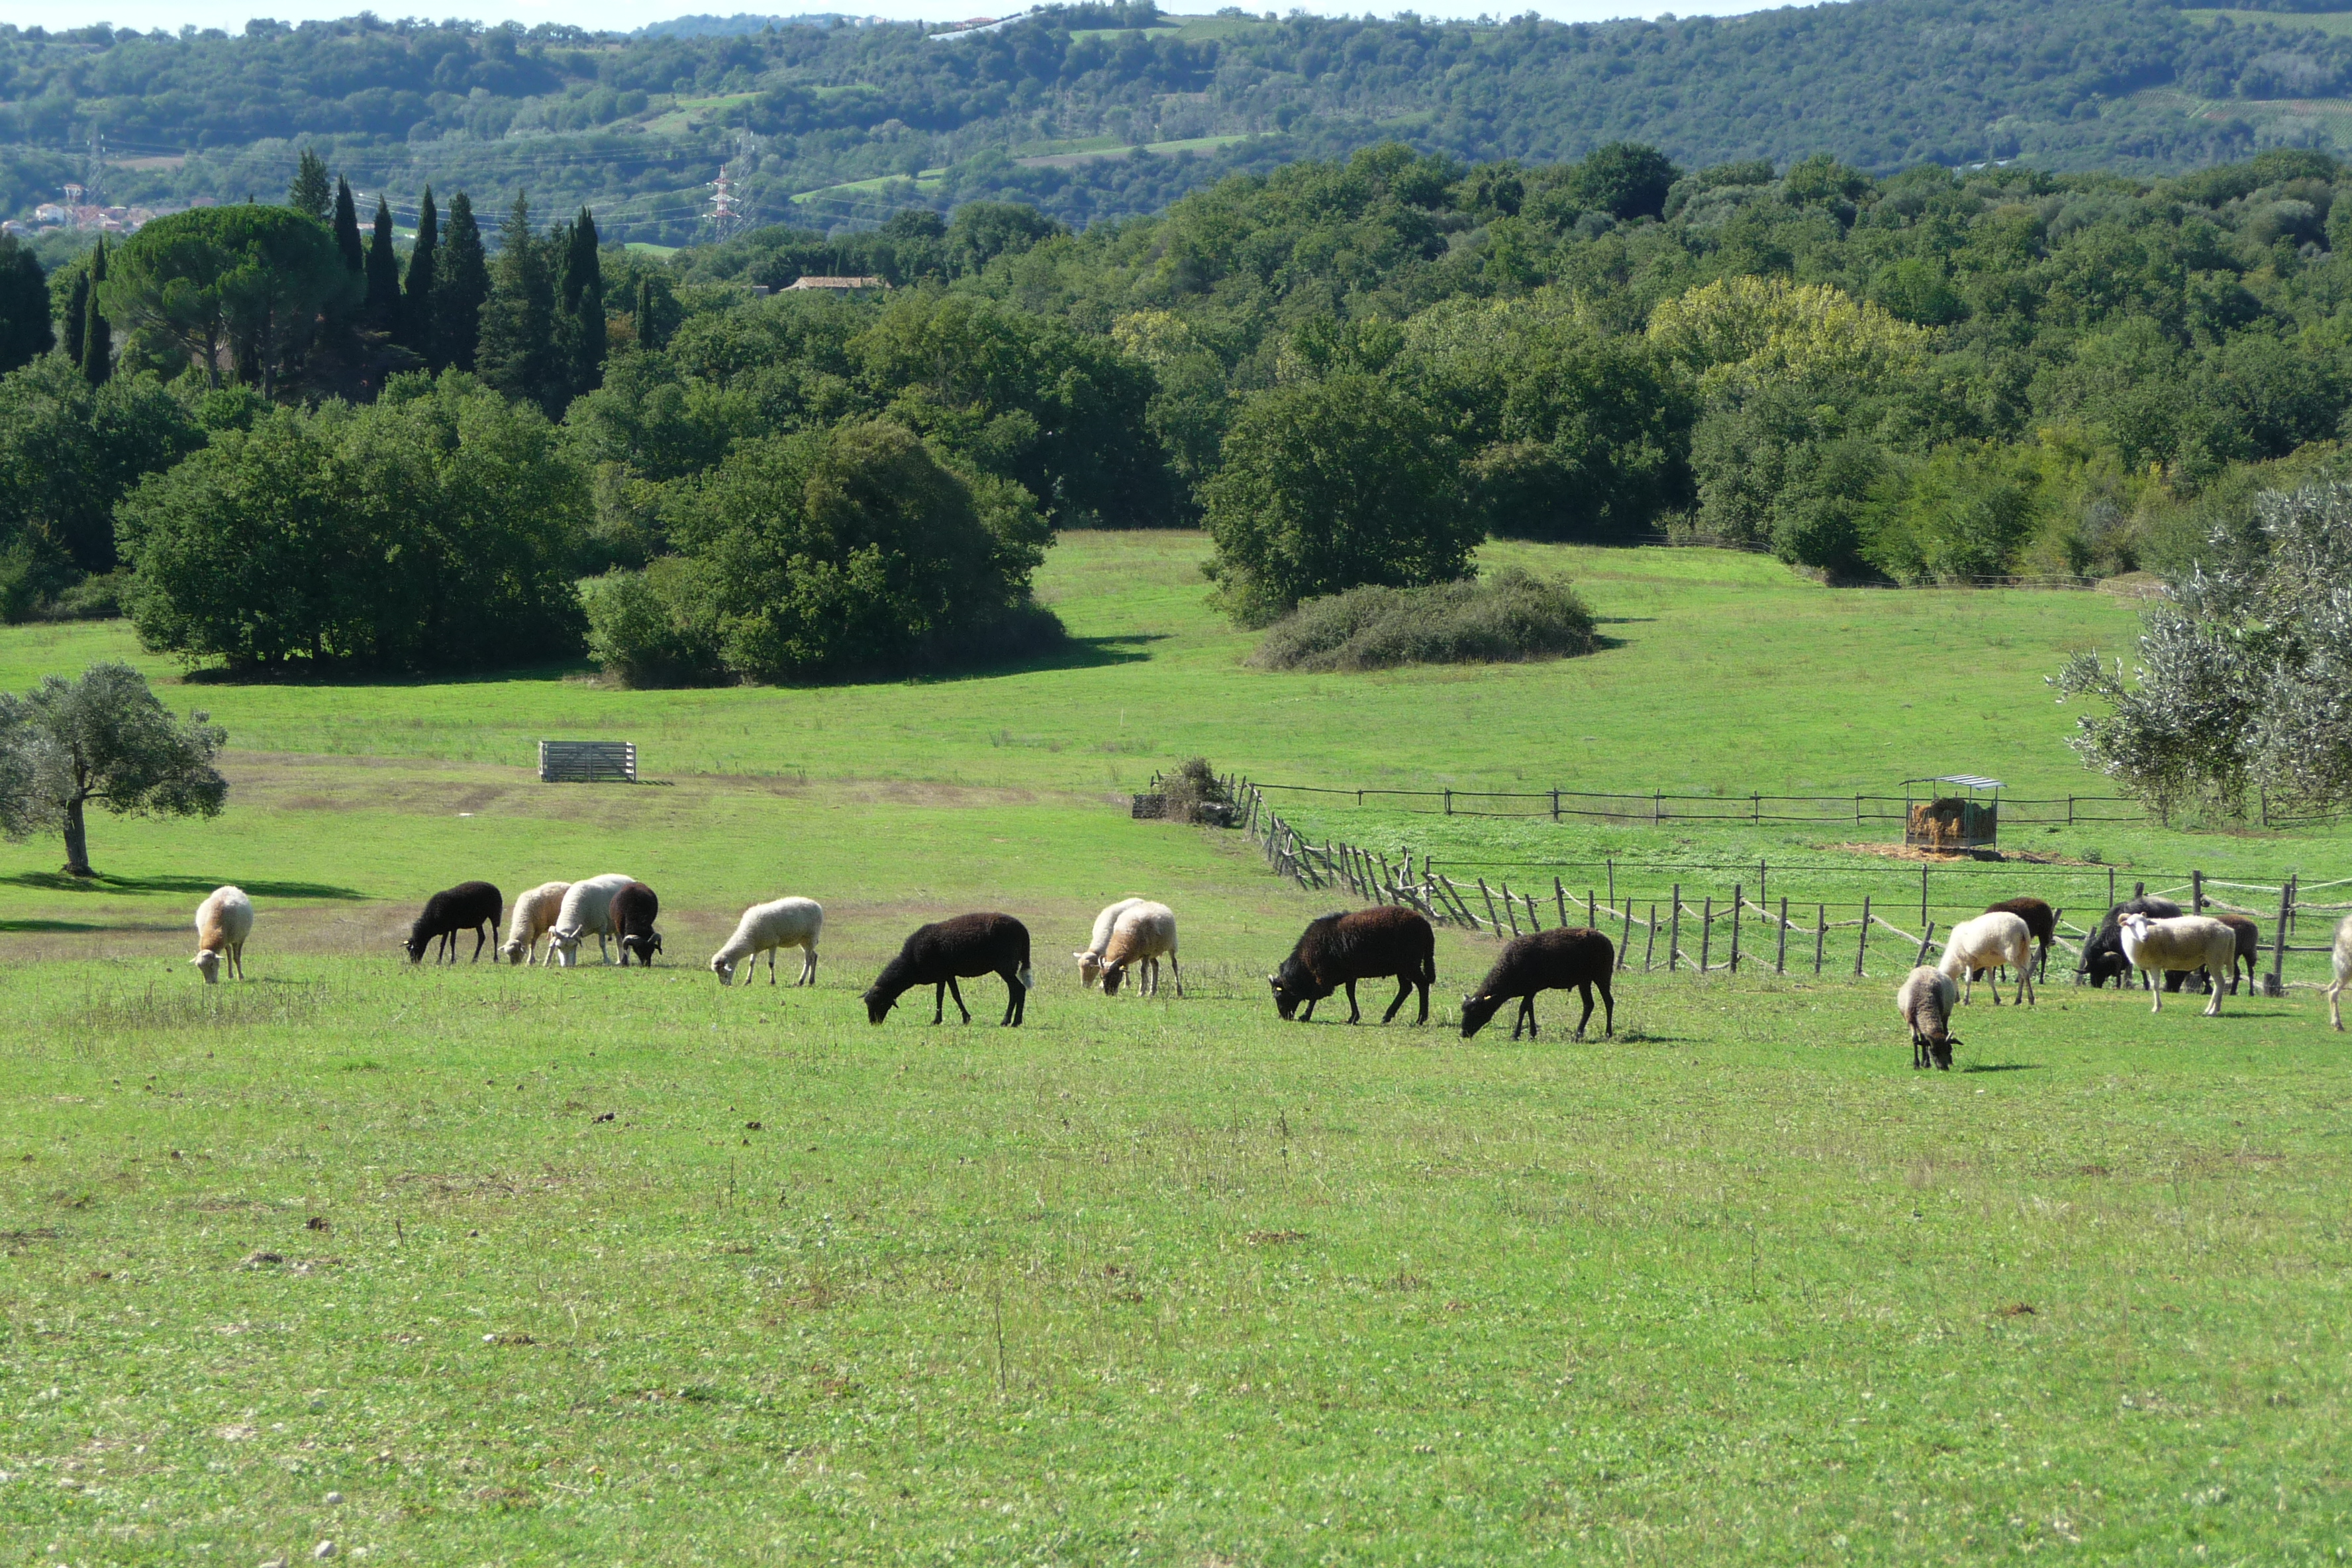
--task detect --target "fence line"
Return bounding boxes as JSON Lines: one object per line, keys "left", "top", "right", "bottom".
{"left": 1228, "top": 777, "right": 2341, "bottom": 996}
{"left": 1247, "top": 779, "right": 2148, "bottom": 828}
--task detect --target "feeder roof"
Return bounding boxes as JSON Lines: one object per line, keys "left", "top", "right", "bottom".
{"left": 1906, "top": 774, "right": 2004, "bottom": 791}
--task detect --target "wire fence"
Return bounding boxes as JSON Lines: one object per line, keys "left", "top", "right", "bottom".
{"left": 1228, "top": 777, "right": 2350, "bottom": 995}
{"left": 1248, "top": 779, "right": 2149, "bottom": 828}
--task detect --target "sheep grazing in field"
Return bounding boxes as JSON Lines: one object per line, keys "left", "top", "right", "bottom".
{"left": 191, "top": 885, "right": 253, "bottom": 984}
{"left": 2158, "top": 912, "right": 2262, "bottom": 995}
{"left": 1099, "top": 901, "right": 1181, "bottom": 997}
{"left": 2328, "top": 915, "right": 2351, "bottom": 1031}
{"left": 2118, "top": 912, "right": 2241, "bottom": 1016}
{"left": 1075, "top": 897, "right": 1147, "bottom": 988}
{"left": 712, "top": 897, "right": 824, "bottom": 987}
{"left": 1981, "top": 897, "right": 2057, "bottom": 979}
{"left": 499, "top": 881, "right": 571, "bottom": 965}
{"left": 1270, "top": 906, "right": 1436, "bottom": 1025}
{"left": 1895, "top": 965, "right": 1959, "bottom": 1071}
{"left": 1460, "top": 926, "right": 1614, "bottom": 1041}
{"left": 405, "top": 881, "right": 503, "bottom": 965}
{"left": 1938, "top": 911, "right": 2036, "bottom": 1006}
{"left": 863, "top": 913, "right": 1033, "bottom": 1026}
{"left": 548, "top": 873, "right": 637, "bottom": 968}
{"left": 611, "top": 881, "right": 662, "bottom": 967}
{"left": 2079, "top": 897, "right": 2182, "bottom": 988}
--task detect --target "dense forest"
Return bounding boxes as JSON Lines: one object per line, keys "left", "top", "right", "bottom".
{"left": 8, "top": 0, "right": 2352, "bottom": 240}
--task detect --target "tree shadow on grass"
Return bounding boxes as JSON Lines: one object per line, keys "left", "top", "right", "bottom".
{"left": 178, "top": 656, "right": 595, "bottom": 688}
{"left": 1961, "top": 1063, "right": 2043, "bottom": 1073}
{"left": 0, "top": 918, "right": 104, "bottom": 932}
{"left": 895, "top": 632, "right": 1165, "bottom": 686}
{"left": 4, "top": 871, "right": 368, "bottom": 901}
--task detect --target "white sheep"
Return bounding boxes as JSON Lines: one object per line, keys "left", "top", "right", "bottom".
{"left": 1895, "top": 964, "right": 1957, "bottom": 1070}
{"left": 2328, "top": 914, "right": 2351, "bottom": 1032}
{"left": 1099, "top": 901, "right": 1180, "bottom": 997}
{"left": 1937, "top": 911, "right": 2035, "bottom": 1006}
{"left": 1074, "top": 896, "right": 1147, "bottom": 988}
{"left": 711, "top": 897, "right": 824, "bottom": 987}
{"left": 191, "top": 885, "right": 252, "bottom": 984}
{"left": 499, "top": 880, "right": 571, "bottom": 965}
{"left": 2118, "top": 912, "right": 2240, "bottom": 1016}
{"left": 548, "top": 873, "right": 638, "bottom": 968}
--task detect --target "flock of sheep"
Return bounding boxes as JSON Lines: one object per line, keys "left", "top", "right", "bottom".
{"left": 184, "top": 879, "right": 2352, "bottom": 1050}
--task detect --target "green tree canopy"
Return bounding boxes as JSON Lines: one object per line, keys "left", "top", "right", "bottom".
{"left": 102, "top": 205, "right": 354, "bottom": 391}
{"left": 0, "top": 236, "right": 50, "bottom": 375}
{"left": 0, "top": 660, "right": 226, "bottom": 877}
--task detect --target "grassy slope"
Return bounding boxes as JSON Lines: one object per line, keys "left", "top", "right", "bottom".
{"left": 3, "top": 534, "right": 2348, "bottom": 1563}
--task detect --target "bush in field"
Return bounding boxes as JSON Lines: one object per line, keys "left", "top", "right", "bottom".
{"left": 1250, "top": 569, "right": 1597, "bottom": 672}
{"left": 118, "top": 372, "right": 587, "bottom": 673}
{"left": 583, "top": 559, "right": 726, "bottom": 689}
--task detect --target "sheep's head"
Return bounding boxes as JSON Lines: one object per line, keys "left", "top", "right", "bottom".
{"left": 500, "top": 938, "right": 527, "bottom": 965}
{"left": 192, "top": 950, "right": 222, "bottom": 985}
{"left": 1269, "top": 957, "right": 1327, "bottom": 1020}
{"left": 1101, "top": 961, "right": 1128, "bottom": 996}
{"left": 1928, "top": 1034, "right": 1957, "bottom": 1070}
{"left": 622, "top": 932, "right": 662, "bottom": 965}
{"left": 1074, "top": 950, "right": 1104, "bottom": 989}
{"left": 1459, "top": 991, "right": 1504, "bottom": 1038}
{"left": 861, "top": 986, "right": 896, "bottom": 1024}
{"left": 549, "top": 926, "right": 583, "bottom": 967}
{"left": 2118, "top": 912, "right": 2151, "bottom": 946}
{"left": 712, "top": 955, "right": 737, "bottom": 985}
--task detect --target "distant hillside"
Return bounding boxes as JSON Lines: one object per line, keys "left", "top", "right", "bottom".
{"left": 5, "top": 0, "right": 2352, "bottom": 242}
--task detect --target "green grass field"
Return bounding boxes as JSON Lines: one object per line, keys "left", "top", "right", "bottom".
{"left": 3, "top": 534, "right": 2347, "bottom": 1563}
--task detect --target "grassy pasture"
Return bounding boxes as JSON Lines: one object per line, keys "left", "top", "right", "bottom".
{"left": 3, "top": 534, "right": 2349, "bottom": 1563}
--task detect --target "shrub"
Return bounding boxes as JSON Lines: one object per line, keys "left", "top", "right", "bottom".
{"left": 1250, "top": 569, "right": 1597, "bottom": 673}
{"left": 582, "top": 559, "right": 726, "bottom": 689}
{"left": 1159, "top": 756, "right": 1232, "bottom": 824}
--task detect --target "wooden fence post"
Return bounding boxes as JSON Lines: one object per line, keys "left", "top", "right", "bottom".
{"left": 1669, "top": 887, "right": 1681, "bottom": 972}
{"left": 1621, "top": 901, "right": 1634, "bottom": 971}
{"left": 1525, "top": 892, "right": 1542, "bottom": 932}
{"left": 1653, "top": 791, "right": 1661, "bottom": 825}
{"left": 1814, "top": 905, "right": 1827, "bottom": 975}
{"left": 2269, "top": 880, "right": 2292, "bottom": 998}
{"left": 1644, "top": 905, "right": 1657, "bottom": 971}
{"left": 1730, "top": 885, "right": 1742, "bottom": 973}
{"left": 1855, "top": 895, "right": 1871, "bottom": 977}
{"left": 1776, "top": 895, "right": 1788, "bottom": 975}
{"left": 1479, "top": 878, "right": 1503, "bottom": 936}
{"left": 2192, "top": 869, "right": 2202, "bottom": 913}
{"left": 1551, "top": 787, "right": 1560, "bottom": 823}
{"left": 2108, "top": 866, "right": 2116, "bottom": 908}
{"left": 1444, "top": 789, "right": 1453, "bottom": 816}
{"left": 1914, "top": 920, "right": 1937, "bottom": 967}
{"left": 1556, "top": 877, "right": 1569, "bottom": 928}
{"left": 1699, "top": 897, "right": 1713, "bottom": 973}
{"left": 1502, "top": 883, "right": 1522, "bottom": 938}
{"left": 1587, "top": 889, "right": 1597, "bottom": 929}
{"left": 1607, "top": 859, "right": 1616, "bottom": 907}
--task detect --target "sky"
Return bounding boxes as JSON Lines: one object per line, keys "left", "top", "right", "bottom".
{"left": 0, "top": 0, "right": 1769, "bottom": 35}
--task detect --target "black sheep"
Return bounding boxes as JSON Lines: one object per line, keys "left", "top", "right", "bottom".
{"left": 612, "top": 881, "right": 662, "bottom": 967}
{"left": 2078, "top": 897, "right": 2181, "bottom": 989}
{"left": 1459, "top": 926, "right": 1616, "bottom": 1040}
{"left": 1981, "top": 896, "right": 2057, "bottom": 979}
{"left": 407, "top": 881, "right": 503, "bottom": 965}
{"left": 1269, "top": 906, "right": 1436, "bottom": 1025}
{"left": 863, "top": 913, "right": 1032, "bottom": 1026}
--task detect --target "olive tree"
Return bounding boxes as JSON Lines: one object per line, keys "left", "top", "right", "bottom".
{"left": 0, "top": 661, "right": 227, "bottom": 876}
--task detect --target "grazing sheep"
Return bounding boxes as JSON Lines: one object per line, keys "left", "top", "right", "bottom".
{"left": 405, "top": 881, "right": 503, "bottom": 965}
{"left": 2079, "top": 897, "right": 2182, "bottom": 988}
{"left": 863, "top": 913, "right": 1032, "bottom": 1026}
{"left": 711, "top": 897, "right": 824, "bottom": 987}
{"left": 1075, "top": 897, "right": 1147, "bottom": 988}
{"left": 1271, "top": 906, "right": 1436, "bottom": 1025}
{"left": 1896, "top": 965, "right": 1959, "bottom": 1071}
{"left": 548, "top": 873, "right": 637, "bottom": 968}
{"left": 2328, "top": 915, "right": 2351, "bottom": 1032}
{"left": 191, "top": 885, "right": 252, "bottom": 984}
{"left": 2158, "top": 913, "right": 2261, "bottom": 995}
{"left": 611, "top": 881, "right": 662, "bottom": 967}
{"left": 1099, "top": 901, "right": 1181, "bottom": 997}
{"left": 1938, "top": 911, "right": 2036, "bottom": 1006}
{"left": 499, "top": 881, "right": 571, "bottom": 965}
{"left": 1981, "top": 897, "right": 2057, "bottom": 979}
{"left": 1460, "top": 926, "right": 1615, "bottom": 1041}
{"left": 2117, "top": 912, "right": 2240, "bottom": 1016}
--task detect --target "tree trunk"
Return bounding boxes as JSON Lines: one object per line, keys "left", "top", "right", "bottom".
{"left": 61, "top": 795, "right": 93, "bottom": 877}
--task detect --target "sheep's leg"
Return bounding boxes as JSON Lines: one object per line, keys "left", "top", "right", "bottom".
{"left": 1575, "top": 982, "right": 1598, "bottom": 1040}
{"left": 1381, "top": 976, "right": 1412, "bottom": 1024}
{"left": 946, "top": 977, "right": 971, "bottom": 1024}
{"left": 2330, "top": 978, "right": 2345, "bottom": 1031}
{"left": 1169, "top": 954, "right": 1183, "bottom": 998}
{"left": 1298, "top": 997, "right": 1316, "bottom": 1022}
{"left": 2148, "top": 969, "right": 2162, "bottom": 1013}
{"left": 931, "top": 983, "right": 947, "bottom": 1024}
{"left": 471, "top": 923, "right": 489, "bottom": 962}
{"left": 2016, "top": 954, "right": 2033, "bottom": 1007}
{"left": 803, "top": 944, "right": 818, "bottom": 986}
{"left": 1346, "top": 980, "right": 1363, "bottom": 1025}
{"left": 1000, "top": 969, "right": 1025, "bottom": 1027}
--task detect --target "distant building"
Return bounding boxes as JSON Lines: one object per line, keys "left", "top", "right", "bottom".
{"left": 784, "top": 275, "right": 886, "bottom": 291}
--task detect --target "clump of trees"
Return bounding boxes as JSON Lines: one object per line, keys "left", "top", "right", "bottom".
{"left": 1250, "top": 569, "right": 1596, "bottom": 673}
{"left": 0, "top": 661, "right": 226, "bottom": 876}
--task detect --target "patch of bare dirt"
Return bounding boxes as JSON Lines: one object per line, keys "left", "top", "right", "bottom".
{"left": 1825, "top": 841, "right": 2099, "bottom": 867}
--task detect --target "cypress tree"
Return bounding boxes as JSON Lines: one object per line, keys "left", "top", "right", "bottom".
{"left": 563, "top": 205, "right": 607, "bottom": 396}
{"left": 435, "top": 191, "right": 489, "bottom": 374}
{"left": 288, "top": 148, "right": 332, "bottom": 222}
{"left": 634, "top": 275, "right": 662, "bottom": 351}
{"left": 60, "top": 269, "right": 88, "bottom": 365}
{"left": 365, "top": 195, "right": 401, "bottom": 333}
{"left": 477, "top": 192, "right": 558, "bottom": 410}
{"left": 332, "top": 177, "right": 364, "bottom": 277}
{"left": 79, "top": 236, "right": 110, "bottom": 386}
{"left": 405, "top": 187, "right": 439, "bottom": 360}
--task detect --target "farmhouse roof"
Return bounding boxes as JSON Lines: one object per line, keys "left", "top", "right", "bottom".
{"left": 785, "top": 275, "right": 885, "bottom": 290}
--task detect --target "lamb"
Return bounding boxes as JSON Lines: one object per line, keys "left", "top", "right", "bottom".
{"left": 1981, "top": 897, "right": 2057, "bottom": 979}
{"left": 2117, "top": 912, "right": 2240, "bottom": 1016}
{"left": 405, "top": 881, "right": 502, "bottom": 965}
{"left": 1459, "top": 926, "right": 1614, "bottom": 1040}
{"left": 611, "top": 881, "right": 662, "bottom": 967}
{"left": 711, "top": 897, "right": 824, "bottom": 987}
{"left": 2328, "top": 914, "right": 2351, "bottom": 1032}
{"left": 191, "top": 885, "right": 252, "bottom": 984}
{"left": 499, "top": 881, "right": 571, "bottom": 965}
{"left": 1270, "top": 906, "right": 1436, "bottom": 1025}
{"left": 1099, "top": 901, "right": 1181, "bottom": 997}
{"left": 863, "top": 913, "right": 1032, "bottom": 1026}
{"left": 1075, "top": 897, "right": 1147, "bottom": 988}
{"left": 1937, "top": 911, "right": 2035, "bottom": 1006}
{"left": 1895, "top": 965, "right": 1959, "bottom": 1071}
{"left": 547, "top": 873, "right": 638, "bottom": 968}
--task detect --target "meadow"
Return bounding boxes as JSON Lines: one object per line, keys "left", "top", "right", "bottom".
{"left": 3, "top": 534, "right": 2348, "bottom": 1564}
